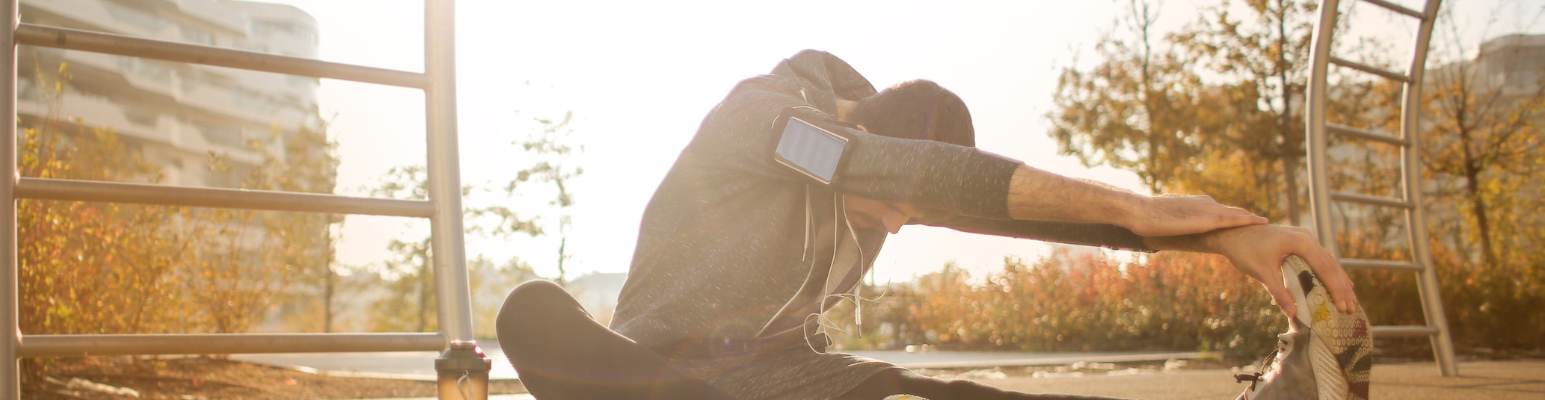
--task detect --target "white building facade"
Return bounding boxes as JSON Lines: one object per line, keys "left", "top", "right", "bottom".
{"left": 18, "top": 0, "right": 321, "bottom": 187}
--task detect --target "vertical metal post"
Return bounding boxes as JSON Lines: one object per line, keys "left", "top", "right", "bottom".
{"left": 0, "top": 0, "right": 18, "bottom": 398}
{"left": 1402, "top": 0, "right": 1458, "bottom": 377}
{"left": 436, "top": 340, "right": 490, "bottom": 400}
{"left": 425, "top": 0, "right": 473, "bottom": 344}
{"left": 1305, "top": 0, "right": 1342, "bottom": 251}
{"left": 426, "top": 0, "right": 487, "bottom": 398}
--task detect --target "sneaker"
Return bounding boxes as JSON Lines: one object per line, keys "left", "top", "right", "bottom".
{"left": 1235, "top": 255, "right": 1372, "bottom": 400}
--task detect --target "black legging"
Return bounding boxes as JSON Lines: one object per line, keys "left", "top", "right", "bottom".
{"left": 496, "top": 280, "right": 1126, "bottom": 400}
{"left": 496, "top": 280, "right": 737, "bottom": 400}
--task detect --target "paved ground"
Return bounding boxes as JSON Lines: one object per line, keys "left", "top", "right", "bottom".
{"left": 969, "top": 360, "right": 1544, "bottom": 400}
{"left": 348, "top": 359, "right": 1543, "bottom": 399}
{"left": 235, "top": 344, "right": 1207, "bottom": 380}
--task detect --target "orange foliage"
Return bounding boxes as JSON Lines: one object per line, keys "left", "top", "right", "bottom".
{"left": 868, "top": 250, "right": 1283, "bottom": 357}
{"left": 17, "top": 65, "right": 335, "bottom": 338}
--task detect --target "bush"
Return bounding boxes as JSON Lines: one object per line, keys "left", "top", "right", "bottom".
{"left": 843, "top": 231, "right": 1545, "bottom": 358}
{"left": 18, "top": 66, "right": 335, "bottom": 340}
{"left": 845, "top": 249, "right": 1284, "bottom": 358}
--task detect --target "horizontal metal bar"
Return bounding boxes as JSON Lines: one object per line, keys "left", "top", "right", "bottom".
{"left": 19, "top": 333, "right": 445, "bottom": 357}
{"left": 1327, "top": 123, "right": 1411, "bottom": 147}
{"left": 1341, "top": 258, "right": 1424, "bottom": 271}
{"left": 1372, "top": 325, "right": 1440, "bottom": 338}
{"left": 17, "top": 178, "right": 435, "bottom": 218}
{"left": 1359, "top": 0, "right": 1425, "bottom": 19}
{"left": 1330, "top": 57, "right": 1412, "bottom": 82}
{"left": 15, "top": 23, "right": 429, "bottom": 89}
{"left": 1331, "top": 191, "right": 1414, "bottom": 209}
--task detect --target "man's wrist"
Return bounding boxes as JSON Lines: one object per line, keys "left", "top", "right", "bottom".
{"left": 1065, "top": 175, "right": 1147, "bottom": 228}
{"left": 1116, "top": 191, "right": 1148, "bottom": 232}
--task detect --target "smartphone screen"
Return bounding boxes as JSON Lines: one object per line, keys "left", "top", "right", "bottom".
{"left": 774, "top": 117, "right": 849, "bottom": 184}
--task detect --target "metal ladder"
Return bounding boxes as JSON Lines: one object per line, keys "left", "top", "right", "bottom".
{"left": 0, "top": 0, "right": 491, "bottom": 398}
{"left": 1305, "top": 0, "right": 1459, "bottom": 376}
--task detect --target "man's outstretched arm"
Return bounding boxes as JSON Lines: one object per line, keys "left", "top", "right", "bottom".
{"left": 1004, "top": 164, "right": 1267, "bottom": 236}
{"left": 999, "top": 163, "right": 1357, "bottom": 318}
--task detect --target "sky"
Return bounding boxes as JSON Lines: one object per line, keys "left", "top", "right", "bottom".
{"left": 256, "top": 0, "right": 1544, "bottom": 284}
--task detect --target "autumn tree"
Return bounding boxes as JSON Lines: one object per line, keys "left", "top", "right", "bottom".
{"left": 507, "top": 111, "right": 584, "bottom": 285}
{"left": 1053, "top": 0, "right": 1333, "bottom": 224}
{"left": 366, "top": 110, "right": 583, "bottom": 331}
{"left": 366, "top": 166, "right": 438, "bottom": 332}
{"left": 253, "top": 120, "right": 345, "bottom": 333}
{"left": 1415, "top": 12, "right": 1545, "bottom": 351}
{"left": 1050, "top": 0, "right": 1205, "bottom": 192}
{"left": 18, "top": 63, "right": 338, "bottom": 338}
{"left": 1423, "top": 35, "right": 1544, "bottom": 270}
{"left": 1170, "top": 0, "right": 1325, "bottom": 224}
{"left": 17, "top": 67, "right": 192, "bottom": 335}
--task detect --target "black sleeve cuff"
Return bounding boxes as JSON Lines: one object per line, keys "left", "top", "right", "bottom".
{"left": 831, "top": 130, "right": 1022, "bottom": 220}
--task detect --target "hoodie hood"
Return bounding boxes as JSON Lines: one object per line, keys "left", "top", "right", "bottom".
{"left": 768, "top": 50, "right": 878, "bottom": 116}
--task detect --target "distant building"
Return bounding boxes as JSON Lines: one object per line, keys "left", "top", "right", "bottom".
{"left": 18, "top": 0, "right": 321, "bottom": 188}
{"left": 1465, "top": 33, "right": 1545, "bottom": 96}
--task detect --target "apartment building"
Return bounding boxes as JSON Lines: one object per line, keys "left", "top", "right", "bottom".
{"left": 16, "top": 0, "right": 339, "bottom": 334}
{"left": 17, "top": 0, "right": 321, "bottom": 188}
{"left": 1465, "top": 33, "right": 1545, "bottom": 96}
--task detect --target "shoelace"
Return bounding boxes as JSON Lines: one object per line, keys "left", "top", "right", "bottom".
{"left": 1234, "top": 339, "right": 1287, "bottom": 385}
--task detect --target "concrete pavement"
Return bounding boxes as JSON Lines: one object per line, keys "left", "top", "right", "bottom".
{"left": 350, "top": 359, "right": 1543, "bottom": 399}
{"left": 963, "top": 360, "right": 1543, "bottom": 400}
{"left": 236, "top": 345, "right": 1208, "bottom": 381}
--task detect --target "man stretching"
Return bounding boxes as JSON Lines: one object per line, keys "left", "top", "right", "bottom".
{"left": 497, "top": 50, "right": 1371, "bottom": 400}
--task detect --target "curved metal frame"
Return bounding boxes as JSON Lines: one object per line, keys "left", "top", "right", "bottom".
{"left": 1306, "top": 0, "right": 1459, "bottom": 376}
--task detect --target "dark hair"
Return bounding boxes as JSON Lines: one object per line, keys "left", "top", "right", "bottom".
{"left": 847, "top": 79, "right": 975, "bottom": 147}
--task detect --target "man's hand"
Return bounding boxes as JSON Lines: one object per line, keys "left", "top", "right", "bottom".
{"left": 1125, "top": 194, "right": 1269, "bottom": 237}
{"left": 1145, "top": 225, "right": 1359, "bottom": 318}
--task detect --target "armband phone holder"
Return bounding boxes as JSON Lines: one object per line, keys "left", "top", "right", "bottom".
{"left": 771, "top": 110, "right": 854, "bottom": 185}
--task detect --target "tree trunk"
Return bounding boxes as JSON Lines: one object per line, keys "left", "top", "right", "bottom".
{"left": 323, "top": 262, "right": 334, "bottom": 333}
{"left": 417, "top": 263, "right": 431, "bottom": 332}
{"left": 323, "top": 238, "right": 334, "bottom": 333}
{"left": 1463, "top": 158, "right": 1497, "bottom": 268}
{"left": 1284, "top": 155, "right": 1302, "bottom": 226}
{"left": 1276, "top": 0, "right": 1301, "bottom": 226}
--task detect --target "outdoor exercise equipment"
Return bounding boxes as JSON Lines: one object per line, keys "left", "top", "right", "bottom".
{"left": 0, "top": 0, "right": 492, "bottom": 398}
{"left": 1304, "top": 0, "right": 1458, "bottom": 376}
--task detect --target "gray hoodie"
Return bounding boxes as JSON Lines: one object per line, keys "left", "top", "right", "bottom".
{"left": 609, "top": 50, "right": 1150, "bottom": 400}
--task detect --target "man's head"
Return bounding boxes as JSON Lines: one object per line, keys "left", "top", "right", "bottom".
{"left": 835, "top": 79, "right": 975, "bottom": 234}
{"left": 843, "top": 79, "right": 975, "bottom": 147}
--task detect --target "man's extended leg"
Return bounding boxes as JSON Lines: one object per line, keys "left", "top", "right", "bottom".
{"left": 834, "top": 368, "right": 1130, "bottom": 400}
{"left": 495, "top": 280, "right": 739, "bottom": 400}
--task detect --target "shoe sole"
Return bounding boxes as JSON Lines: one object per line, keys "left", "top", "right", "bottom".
{"left": 1282, "top": 255, "right": 1372, "bottom": 400}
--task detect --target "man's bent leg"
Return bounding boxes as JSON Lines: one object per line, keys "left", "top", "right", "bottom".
{"left": 495, "top": 280, "right": 738, "bottom": 400}
{"left": 834, "top": 369, "right": 1131, "bottom": 400}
